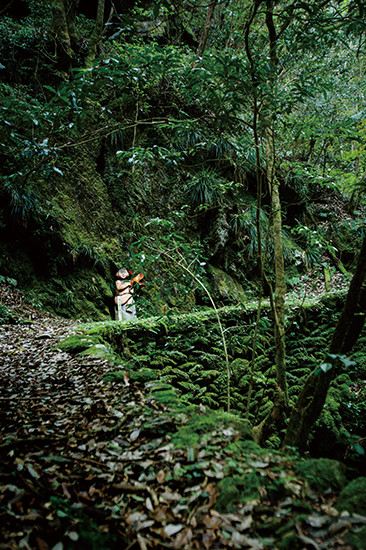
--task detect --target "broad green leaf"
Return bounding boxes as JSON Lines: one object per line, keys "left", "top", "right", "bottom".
{"left": 320, "top": 363, "right": 333, "bottom": 373}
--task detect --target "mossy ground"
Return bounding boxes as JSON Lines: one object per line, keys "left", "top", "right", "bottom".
{"left": 294, "top": 458, "right": 347, "bottom": 493}
{"left": 56, "top": 290, "right": 366, "bottom": 472}
{"left": 337, "top": 477, "right": 366, "bottom": 515}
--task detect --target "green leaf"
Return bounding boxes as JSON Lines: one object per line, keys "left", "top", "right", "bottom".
{"left": 43, "top": 85, "right": 58, "bottom": 94}
{"left": 320, "top": 362, "right": 333, "bottom": 373}
{"left": 353, "top": 443, "right": 365, "bottom": 455}
{"left": 339, "top": 356, "right": 356, "bottom": 368}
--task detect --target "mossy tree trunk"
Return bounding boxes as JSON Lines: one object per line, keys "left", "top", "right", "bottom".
{"left": 52, "top": 0, "right": 73, "bottom": 76}
{"left": 283, "top": 236, "right": 366, "bottom": 452}
{"left": 262, "top": 1, "right": 288, "bottom": 407}
{"left": 85, "top": 0, "right": 106, "bottom": 69}
{"left": 243, "top": 0, "right": 265, "bottom": 420}
{"left": 242, "top": 0, "right": 288, "bottom": 429}
{"left": 265, "top": 123, "right": 288, "bottom": 406}
{"left": 64, "top": 0, "right": 80, "bottom": 50}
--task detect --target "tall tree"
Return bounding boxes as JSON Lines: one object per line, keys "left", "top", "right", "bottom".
{"left": 283, "top": 235, "right": 366, "bottom": 451}
{"left": 197, "top": 0, "right": 218, "bottom": 58}
{"left": 85, "top": 0, "right": 106, "bottom": 69}
{"left": 263, "top": 1, "right": 288, "bottom": 406}
{"left": 52, "top": 0, "right": 73, "bottom": 75}
{"left": 242, "top": 0, "right": 289, "bottom": 410}
{"left": 65, "top": 0, "right": 80, "bottom": 50}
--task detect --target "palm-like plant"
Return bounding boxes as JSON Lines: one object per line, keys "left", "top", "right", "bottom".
{"left": 185, "top": 168, "right": 225, "bottom": 208}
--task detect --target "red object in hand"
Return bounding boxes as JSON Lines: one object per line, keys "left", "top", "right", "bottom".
{"left": 131, "top": 273, "right": 145, "bottom": 286}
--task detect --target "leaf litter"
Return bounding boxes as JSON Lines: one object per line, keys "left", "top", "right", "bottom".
{"left": 0, "top": 284, "right": 365, "bottom": 549}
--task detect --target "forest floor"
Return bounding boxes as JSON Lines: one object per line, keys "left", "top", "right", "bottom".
{"left": 0, "top": 282, "right": 365, "bottom": 550}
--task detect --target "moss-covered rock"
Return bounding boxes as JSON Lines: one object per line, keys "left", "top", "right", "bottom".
{"left": 215, "top": 473, "right": 261, "bottom": 513}
{"left": 207, "top": 265, "right": 247, "bottom": 304}
{"left": 337, "top": 477, "right": 366, "bottom": 515}
{"left": 56, "top": 334, "right": 103, "bottom": 354}
{"left": 129, "top": 368, "right": 159, "bottom": 383}
{"left": 171, "top": 411, "right": 253, "bottom": 448}
{"left": 294, "top": 458, "right": 347, "bottom": 493}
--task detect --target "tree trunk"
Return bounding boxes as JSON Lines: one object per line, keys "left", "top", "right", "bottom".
{"left": 197, "top": 0, "right": 218, "bottom": 57}
{"left": 282, "top": 235, "right": 366, "bottom": 451}
{"left": 52, "top": 0, "right": 73, "bottom": 76}
{"left": 264, "top": 0, "right": 288, "bottom": 404}
{"left": 64, "top": 0, "right": 80, "bottom": 50}
{"left": 265, "top": 124, "right": 288, "bottom": 405}
{"left": 85, "top": 0, "right": 106, "bottom": 68}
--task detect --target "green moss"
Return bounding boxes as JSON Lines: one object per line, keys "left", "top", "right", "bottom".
{"left": 148, "top": 382, "right": 176, "bottom": 393}
{"left": 171, "top": 411, "right": 253, "bottom": 449}
{"left": 337, "top": 477, "right": 366, "bottom": 515}
{"left": 294, "top": 458, "right": 347, "bottom": 493}
{"left": 215, "top": 473, "right": 261, "bottom": 513}
{"left": 348, "top": 525, "right": 366, "bottom": 549}
{"left": 56, "top": 334, "right": 103, "bottom": 354}
{"left": 226, "top": 439, "right": 264, "bottom": 455}
{"left": 104, "top": 365, "right": 157, "bottom": 383}
{"left": 54, "top": 296, "right": 366, "bottom": 431}
{"left": 161, "top": 367, "right": 190, "bottom": 380}
{"left": 207, "top": 265, "right": 247, "bottom": 305}
{"left": 25, "top": 267, "right": 113, "bottom": 320}
{"left": 129, "top": 368, "right": 159, "bottom": 383}
{"left": 150, "top": 389, "right": 182, "bottom": 407}
{"left": 176, "top": 380, "right": 200, "bottom": 392}
{"left": 276, "top": 531, "right": 298, "bottom": 550}
{"left": 80, "top": 343, "right": 117, "bottom": 362}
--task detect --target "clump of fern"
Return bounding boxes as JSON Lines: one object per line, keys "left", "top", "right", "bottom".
{"left": 4, "top": 180, "right": 41, "bottom": 226}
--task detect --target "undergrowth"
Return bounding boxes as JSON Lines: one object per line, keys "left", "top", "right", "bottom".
{"left": 57, "top": 291, "right": 366, "bottom": 467}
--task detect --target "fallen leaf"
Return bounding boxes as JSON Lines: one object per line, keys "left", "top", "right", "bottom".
{"left": 164, "top": 524, "right": 184, "bottom": 536}
{"left": 145, "top": 497, "right": 154, "bottom": 512}
{"left": 35, "top": 538, "right": 50, "bottom": 550}
{"left": 156, "top": 470, "right": 166, "bottom": 483}
{"left": 26, "top": 463, "right": 40, "bottom": 479}
{"left": 238, "top": 515, "right": 253, "bottom": 531}
{"left": 130, "top": 429, "right": 141, "bottom": 440}
{"left": 328, "top": 519, "right": 352, "bottom": 535}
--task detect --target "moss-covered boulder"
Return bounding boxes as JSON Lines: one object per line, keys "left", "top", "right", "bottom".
{"left": 294, "top": 458, "right": 347, "bottom": 493}
{"left": 207, "top": 265, "right": 247, "bottom": 304}
{"left": 337, "top": 477, "right": 366, "bottom": 515}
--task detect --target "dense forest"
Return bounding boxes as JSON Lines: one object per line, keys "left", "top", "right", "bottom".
{"left": 1, "top": 0, "right": 366, "bottom": 548}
